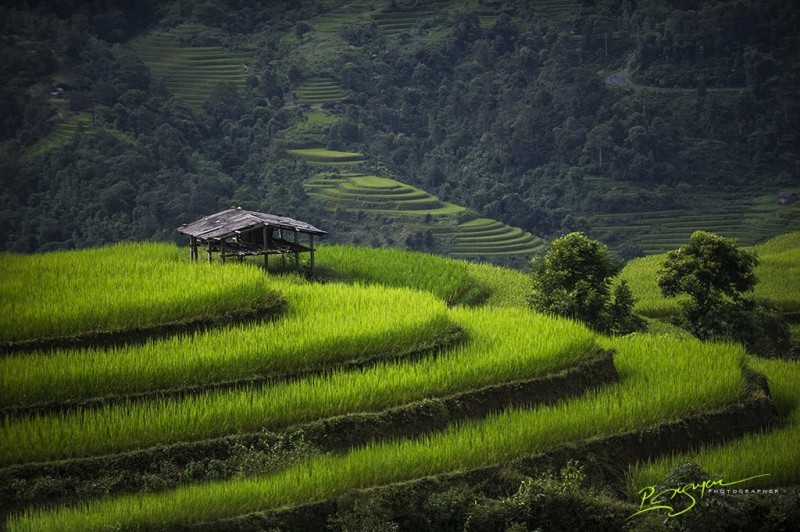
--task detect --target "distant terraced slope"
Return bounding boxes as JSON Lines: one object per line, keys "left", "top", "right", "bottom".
{"left": 287, "top": 148, "right": 366, "bottom": 167}
{"left": 534, "top": 0, "right": 579, "bottom": 21}
{"left": 307, "top": 173, "right": 464, "bottom": 216}
{"left": 302, "top": 165, "right": 545, "bottom": 260}
{"left": 450, "top": 218, "right": 546, "bottom": 257}
{"left": 586, "top": 179, "right": 800, "bottom": 255}
{"left": 372, "top": 9, "right": 438, "bottom": 37}
{"left": 293, "top": 77, "right": 346, "bottom": 106}
{"left": 29, "top": 113, "right": 91, "bottom": 155}
{"left": 129, "top": 25, "right": 253, "bottom": 109}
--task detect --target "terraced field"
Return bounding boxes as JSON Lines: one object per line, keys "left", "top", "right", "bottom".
{"left": 620, "top": 231, "right": 800, "bottom": 319}
{"left": 629, "top": 355, "right": 800, "bottom": 501}
{"left": 586, "top": 178, "right": 800, "bottom": 255}
{"left": 303, "top": 170, "right": 546, "bottom": 261}
{"left": 4, "top": 242, "right": 793, "bottom": 531}
{"left": 128, "top": 25, "right": 253, "bottom": 109}
{"left": 372, "top": 9, "right": 438, "bottom": 37}
{"left": 312, "top": 8, "right": 369, "bottom": 34}
{"left": 293, "top": 77, "right": 346, "bottom": 106}
{"left": 305, "top": 172, "right": 464, "bottom": 215}
{"left": 28, "top": 112, "right": 91, "bottom": 155}
{"left": 533, "top": 0, "right": 580, "bottom": 21}
{"left": 287, "top": 148, "right": 366, "bottom": 167}
{"left": 450, "top": 218, "right": 546, "bottom": 257}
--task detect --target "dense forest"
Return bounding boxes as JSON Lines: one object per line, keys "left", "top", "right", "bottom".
{"left": 1, "top": 0, "right": 798, "bottom": 257}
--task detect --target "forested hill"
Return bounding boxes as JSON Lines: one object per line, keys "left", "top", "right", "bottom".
{"left": 2, "top": 0, "right": 799, "bottom": 259}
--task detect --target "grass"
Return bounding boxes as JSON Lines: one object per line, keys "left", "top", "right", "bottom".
{"left": 627, "top": 356, "right": 800, "bottom": 497}
{"left": 0, "top": 280, "right": 453, "bottom": 409}
{"left": 0, "top": 243, "right": 279, "bottom": 344}
{"left": 6, "top": 331, "right": 748, "bottom": 530}
{"left": 0, "top": 306, "right": 596, "bottom": 466}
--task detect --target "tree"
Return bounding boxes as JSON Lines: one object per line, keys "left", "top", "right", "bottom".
{"left": 528, "top": 232, "right": 644, "bottom": 334}
{"left": 657, "top": 231, "right": 759, "bottom": 341}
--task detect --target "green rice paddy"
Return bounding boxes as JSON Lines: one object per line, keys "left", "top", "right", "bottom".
{"left": 6, "top": 331, "right": 748, "bottom": 531}
{"left": 0, "top": 281, "right": 453, "bottom": 409}
{"left": 305, "top": 174, "right": 546, "bottom": 259}
{"left": 315, "top": 244, "right": 476, "bottom": 304}
{"left": 627, "top": 356, "right": 800, "bottom": 498}
{"left": 450, "top": 218, "right": 546, "bottom": 257}
{"left": 0, "top": 242, "right": 279, "bottom": 343}
{"left": 588, "top": 187, "right": 800, "bottom": 257}
{"left": 3, "top": 235, "right": 797, "bottom": 531}
{"left": 0, "top": 306, "right": 595, "bottom": 466}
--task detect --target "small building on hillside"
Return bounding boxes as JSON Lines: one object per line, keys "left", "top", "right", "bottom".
{"left": 177, "top": 207, "right": 326, "bottom": 274}
{"left": 777, "top": 191, "right": 798, "bottom": 204}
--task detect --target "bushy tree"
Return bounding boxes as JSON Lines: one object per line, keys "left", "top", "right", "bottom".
{"left": 658, "top": 230, "right": 790, "bottom": 356}
{"left": 658, "top": 231, "right": 758, "bottom": 340}
{"left": 528, "top": 232, "right": 644, "bottom": 334}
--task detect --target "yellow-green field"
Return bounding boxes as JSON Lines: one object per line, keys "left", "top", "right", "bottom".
{"left": 2, "top": 239, "right": 797, "bottom": 531}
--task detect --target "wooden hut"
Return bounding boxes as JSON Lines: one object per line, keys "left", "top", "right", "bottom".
{"left": 177, "top": 207, "right": 326, "bottom": 274}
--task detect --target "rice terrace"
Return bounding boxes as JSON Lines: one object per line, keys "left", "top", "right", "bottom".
{"left": 0, "top": 230, "right": 798, "bottom": 530}
{"left": 1, "top": 0, "right": 800, "bottom": 529}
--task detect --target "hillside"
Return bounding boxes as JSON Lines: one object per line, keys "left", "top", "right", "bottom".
{"left": 1, "top": 240, "right": 798, "bottom": 529}
{"left": 1, "top": 0, "right": 798, "bottom": 264}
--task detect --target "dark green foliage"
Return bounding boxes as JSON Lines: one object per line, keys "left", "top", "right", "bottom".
{"left": 609, "top": 281, "right": 647, "bottom": 336}
{"left": 658, "top": 231, "right": 790, "bottom": 355}
{"left": 327, "top": 461, "right": 632, "bottom": 532}
{"left": 659, "top": 231, "right": 759, "bottom": 314}
{"left": 1, "top": 0, "right": 800, "bottom": 259}
{"left": 0, "top": 431, "right": 319, "bottom": 515}
{"left": 528, "top": 232, "right": 644, "bottom": 334}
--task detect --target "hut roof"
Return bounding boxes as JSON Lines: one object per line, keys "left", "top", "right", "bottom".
{"left": 177, "top": 208, "right": 326, "bottom": 241}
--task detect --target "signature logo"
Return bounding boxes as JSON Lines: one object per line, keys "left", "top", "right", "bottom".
{"left": 630, "top": 474, "right": 770, "bottom": 519}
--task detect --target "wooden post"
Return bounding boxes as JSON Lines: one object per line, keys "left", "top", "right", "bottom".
{"left": 207, "top": 241, "right": 212, "bottom": 263}
{"left": 220, "top": 239, "right": 226, "bottom": 264}
{"left": 294, "top": 231, "right": 299, "bottom": 267}
{"left": 309, "top": 234, "right": 315, "bottom": 277}
{"left": 189, "top": 236, "right": 197, "bottom": 261}
{"left": 263, "top": 225, "right": 269, "bottom": 273}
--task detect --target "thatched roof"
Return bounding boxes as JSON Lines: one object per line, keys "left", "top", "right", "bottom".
{"left": 177, "top": 208, "right": 326, "bottom": 241}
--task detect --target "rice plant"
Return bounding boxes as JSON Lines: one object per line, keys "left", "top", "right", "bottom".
{"left": 626, "top": 356, "right": 800, "bottom": 497}
{"left": 5, "top": 332, "right": 748, "bottom": 531}
{"left": 464, "top": 261, "right": 530, "bottom": 308}
{"left": 0, "top": 306, "right": 596, "bottom": 465}
{"left": 315, "top": 244, "right": 478, "bottom": 304}
{"left": 0, "top": 243, "right": 279, "bottom": 343}
{"left": 0, "top": 280, "right": 453, "bottom": 408}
